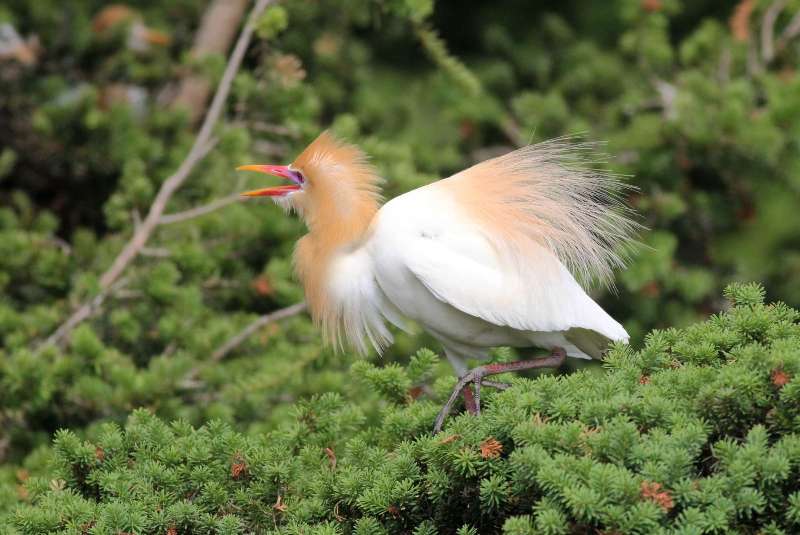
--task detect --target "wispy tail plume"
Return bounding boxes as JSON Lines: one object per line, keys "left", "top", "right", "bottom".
{"left": 447, "top": 136, "right": 643, "bottom": 288}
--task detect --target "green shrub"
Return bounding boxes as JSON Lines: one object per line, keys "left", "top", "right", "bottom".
{"left": 8, "top": 284, "right": 800, "bottom": 533}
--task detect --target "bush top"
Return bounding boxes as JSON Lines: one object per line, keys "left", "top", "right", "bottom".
{"left": 9, "top": 284, "right": 800, "bottom": 534}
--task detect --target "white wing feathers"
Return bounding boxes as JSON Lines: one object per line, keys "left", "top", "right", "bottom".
{"left": 400, "top": 228, "right": 628, "bottom": 341}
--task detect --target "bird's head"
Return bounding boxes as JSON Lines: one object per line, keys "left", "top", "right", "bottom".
{"left": 237, "top": 131, "right": 382, "bottom": 228}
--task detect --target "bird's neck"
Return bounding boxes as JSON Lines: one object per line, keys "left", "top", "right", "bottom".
{"left": 293, "top": 194, "right": 380, "bottom": 326}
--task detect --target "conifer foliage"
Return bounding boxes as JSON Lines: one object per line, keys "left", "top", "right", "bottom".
{"left": 8, "top": 284, "right": 800, "bottom": 533}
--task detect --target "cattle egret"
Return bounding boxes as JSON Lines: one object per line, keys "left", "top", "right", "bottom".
{"left": 238, "top": 131, "right": 638, "bottom": 431}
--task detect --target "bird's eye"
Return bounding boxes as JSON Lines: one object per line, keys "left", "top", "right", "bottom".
{"left": 287, "top": 167, "right": 305, "bottom": 186}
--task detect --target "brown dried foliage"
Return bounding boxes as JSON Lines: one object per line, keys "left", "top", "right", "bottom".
{"left": 480, "top": 437, "right": 503, "bottom": 459}
{"left": 771, "top": 368, "right": 792, "bottom": 387}
{"left": 640, "top": 481, "right": 675, "bottom": 512}
{"left": 730, "top": 0, "right": 755, "bottom": 42}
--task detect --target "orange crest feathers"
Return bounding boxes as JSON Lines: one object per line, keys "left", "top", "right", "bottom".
{"left": 293, "top": 131, "right": 383, "bottom": 200}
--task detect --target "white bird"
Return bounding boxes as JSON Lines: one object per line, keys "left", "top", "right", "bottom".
{"left": 238, "top": 131, "right": 638, "bottom": 430}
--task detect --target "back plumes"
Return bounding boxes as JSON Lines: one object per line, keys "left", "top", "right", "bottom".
{"left": 444, "top": 137, "right": 641, "bottom": 287}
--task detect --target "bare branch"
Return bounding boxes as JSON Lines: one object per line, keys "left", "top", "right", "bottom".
{"left": 717, "top": 47, "right": 732, "bottom": 83}
{"left": 38, "top": 0, "right": 275, "bottom": 350}
{"left": 762, "top": 0, "right": 788, "bottom": 63}
{"left": 246, "top": 121, "right": 301, "bottom": 137}
{"left": 652, "top": 78, "right": 678, "bottom": 120}
{"left": 211, "top": 302, "right": 307, "bottom": 362}
{"left": 252, "top": 139, "right": 289, "bottom": 158}
{"left": 45, "top": 236, "right": 72, "bottom": 255}
{"left": 747, "top": 41, "right": 764, "bottom": 76}
{"left": 499, "top": 116, "right": 526, "bottom": 148}
{"left": 202, "top": 277, "right": 242, "bottom": 289}
{"left": 159, "top": 192, "right": 243, "bottom": 225}
{"left": 113, "top": 288, "right": 143, "bottom": 300}
{"left": 775, "top": 9, "right": 800, "bottom": 54}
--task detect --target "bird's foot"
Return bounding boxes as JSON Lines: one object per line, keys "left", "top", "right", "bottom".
{"left": 461, "top": 380, "right": 510, "bottom": 415}
{"left": 433, "top": 348, "right": 567, "bottom": 433}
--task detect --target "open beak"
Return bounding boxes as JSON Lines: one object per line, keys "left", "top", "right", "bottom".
{"left": 237, "top": 164, "right": 302, "bottom": 197}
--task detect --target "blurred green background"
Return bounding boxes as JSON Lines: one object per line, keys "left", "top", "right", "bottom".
{"left": 1, "top": 0, "right": 799, "bottom": 520}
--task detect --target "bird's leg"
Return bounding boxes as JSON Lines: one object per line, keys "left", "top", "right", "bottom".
{"left": 462, "top": 386, "right": 478, "bottom": 414}
{"left": 434, "top": 348, "right": 567, "bottom": 433}
{"left": 470, "top": 379, "right": 512, "bottom": 414}
{"left": 473, "top": 378, "right": 481, "bottom": 414}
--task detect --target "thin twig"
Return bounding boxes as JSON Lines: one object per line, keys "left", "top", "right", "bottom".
{"left": 211, "top": 302, "right": 307, "bottom": 362}
{"left": 37, "top": 0, "right": 274, "bottom": 350}
{"left": 159, "top": 192, "right": 243, "bottom": 225}
{"left": 499, "top": 116, "right": 526, "bottom": 148}
{"left": 178, "top": 301, "right": 307, "bottom": 390}
{"left": 41, "top": 277, "right": 130, "bottom": 348}
{"left": 140, "top": 246, "right": 172, "bottom": 257}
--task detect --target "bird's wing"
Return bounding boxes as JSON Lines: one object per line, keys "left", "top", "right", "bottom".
{"left": 374, "top": 186, "right": 629, "bottom": 344}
